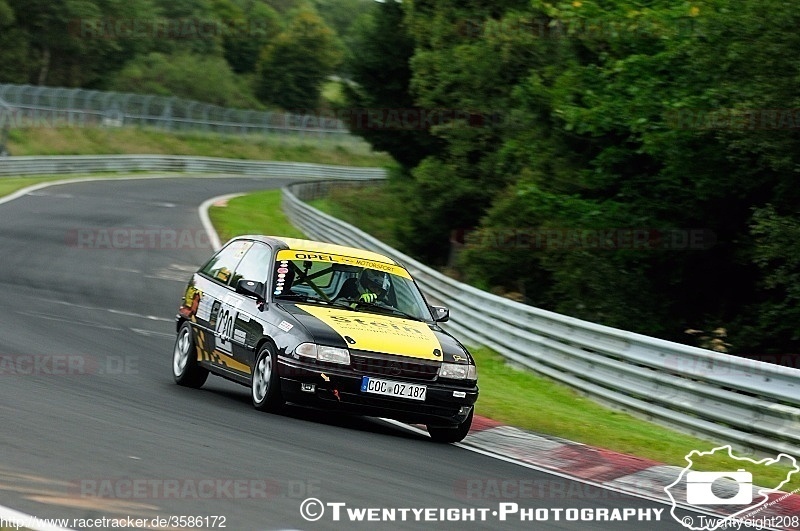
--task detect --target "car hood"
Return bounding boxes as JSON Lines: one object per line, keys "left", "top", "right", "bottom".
{"left": 291, "top": 304, "right": 447, "bottom": 360}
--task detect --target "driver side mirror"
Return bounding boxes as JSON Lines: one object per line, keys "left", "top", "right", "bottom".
{"left": 431, "top": 305, "right": 450, "bottom": 323}
{"left": 236, "top": 279, "right": 265, "bottom": 301}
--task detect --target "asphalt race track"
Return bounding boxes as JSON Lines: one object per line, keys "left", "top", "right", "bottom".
{"left": 0, "top": 176, "right": 697, "bottom": 530}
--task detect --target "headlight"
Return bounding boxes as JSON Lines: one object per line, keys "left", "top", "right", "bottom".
{"left": 438, "top": 362, "right": 477, "bottom": 380}
{"left": 295, "top": 343, "right": 350, "bottom": 365}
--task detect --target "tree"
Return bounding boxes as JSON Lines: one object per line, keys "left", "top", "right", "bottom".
{"left": 220, "top": 1, "right": 281, "bottom": 74}
{"left": 109, "top": 52, "right": 262, "bottom": 108}
{"left": 151, "top": 0, "right": 222, "bottom": 55}
{"left": 341, "top": 0, "right": 440, "bottom": 169}
{"left": 255, "top": 9, "right": 342, "bottom": 109}
{"left": 0, "top": 1, "right": 28, "bottom": 83}
{"left": 748, "top": 206, "right": 800, "bottom": 353}
{"left": 6, "top": 0, "right": 161, "bottom": 86}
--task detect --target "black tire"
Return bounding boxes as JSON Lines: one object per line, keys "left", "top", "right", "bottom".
{"left": 173, "top": 322, "right": 209, "bottom": 388}
{"left": 251, "top": 342, "right": 284, "bottom": 412}
{"left": 427, "top": 408, "right": 473, "bottom": 443}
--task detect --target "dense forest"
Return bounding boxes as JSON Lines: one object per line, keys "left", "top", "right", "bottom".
{"left": 341, "top": 0, "right": 800, "bottom": 356}
{"left": 0, "top": 0, "right": 372, "bottom": 108}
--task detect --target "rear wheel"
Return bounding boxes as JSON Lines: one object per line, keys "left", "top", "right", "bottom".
{"left": 427, "top": 408, "right": 473, "bottom": 443}
{"left": 252, "top": 343, "right": 284, "bottom": 412}
{"left": 173, "top": 322, "right": 208, "bottom": 388}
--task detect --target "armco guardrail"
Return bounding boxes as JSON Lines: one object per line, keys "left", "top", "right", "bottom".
{"left": 283, "top": 180, "right": 800, "bottom": 456}
{"left": 0, "top": 155, "right": 386, "bottom": 179}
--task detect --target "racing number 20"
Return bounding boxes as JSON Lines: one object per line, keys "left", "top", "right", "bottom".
{"left": 216, "top": 307, "right": 235, "bottom": 340}
{"left": 215, "top": 305, "right": 237, "bottom": 355}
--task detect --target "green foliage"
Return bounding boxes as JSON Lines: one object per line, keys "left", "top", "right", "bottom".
{"left": 0, "top": 0, "right": 351, "bottom": 112}
{"left": 109, "top": 52, "right": 263, "bottom": 108}
{"left": 341, "top": 0, "right": 441, "bottom": 169}
{"left": 0, "top": 1, "right": 27, "bottom": 83}
{"left": 749, "top": 206, "right": 800, "bottom": 351}
{"left": 310, "top": 0, "right": 373, "bottom": 43}
{"left": 220, "top": 1, "right": 282, "bottom": 74}
{"left": 255, "top": 9, "right": 342, "bottom": 109}
{"left": 7, "top": 0, "right": 119, "bottom": 85}
{"left": 355, "top": 0, "right": 800, "bottom": 353}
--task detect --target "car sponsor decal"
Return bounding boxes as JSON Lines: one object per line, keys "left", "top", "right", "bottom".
{"left": 296, "top": 305, "right": 443, "bottom": 360}
{"left": 195, "top": 327, "right": 251, "bottom": 374}
{"left": 276, "top": 250, "right": 411, "bottom": 279}
{"left": 277, "top": 320, "right": 294, "bottom": 332}
{"left": 181, "top": 285, "right": 201, "bottom": 320}
{"left": 200, "top": 348, "right": 252, "bottom": 374}
{"left": 196, "top": 294, "right": 213, "bottom": 322}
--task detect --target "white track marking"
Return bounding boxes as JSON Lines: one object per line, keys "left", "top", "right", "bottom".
{"left": 198, "top": 193, "right": 244, "bottom": 251}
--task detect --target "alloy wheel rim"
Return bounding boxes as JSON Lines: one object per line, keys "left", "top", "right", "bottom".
{"left": 173, "top": 327, "right": 190, "bottom": 377}
{"left": 253, "top": 353, "right": 271, "bottom": 402}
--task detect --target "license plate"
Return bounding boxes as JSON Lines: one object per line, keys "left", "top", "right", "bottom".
{"left": 360, "top": 376, "right": 426, "bottom": 401}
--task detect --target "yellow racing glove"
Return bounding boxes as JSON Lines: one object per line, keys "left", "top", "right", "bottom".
{"left": 359, "top": 292, "right": 378, "bottom": 303}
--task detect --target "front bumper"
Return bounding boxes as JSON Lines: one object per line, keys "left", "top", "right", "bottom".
{"left": 278, "top": 356, "right": 478, "bottom": 427}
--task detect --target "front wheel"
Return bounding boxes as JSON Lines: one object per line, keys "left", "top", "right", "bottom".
{"left": 252, "top": 343, "right": 284, "bottom": 412}
{"left": 427, "top": 408, "right": 473, "bottom": 443}
{"left": 173, "top": 322, "right": 208, "bottom": 388}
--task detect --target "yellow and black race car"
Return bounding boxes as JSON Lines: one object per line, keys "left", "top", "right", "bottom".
{"left": 173, "top": 236, "right": 478, "bottom": 442}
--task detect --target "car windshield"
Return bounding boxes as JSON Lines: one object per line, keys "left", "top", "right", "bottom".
{"left": 272, "top": 250, "right": 433, "bottom": 321}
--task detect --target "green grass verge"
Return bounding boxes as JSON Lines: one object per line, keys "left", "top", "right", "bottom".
{"left": 6, "top": 126, "right": 392, "bottom": 167}
{"left": 307, "top": 184, "right": 404, "bottom": 249}
{"left": 472, "top": 347, "right": 798, "bottom": 488}
{"left": 209, "top": 189, "right": 306, "bottom": 244}
{"left": 213, "top": 188, "right": 800, "bottom": 489}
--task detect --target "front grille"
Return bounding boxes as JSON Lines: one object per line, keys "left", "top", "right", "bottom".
{"left": 350, "top": 351, "right": 439, "bottom": 381}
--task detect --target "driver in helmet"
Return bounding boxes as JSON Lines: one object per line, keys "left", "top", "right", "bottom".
{"left": 357, "top": 268, "right": 386, "bottom": 303}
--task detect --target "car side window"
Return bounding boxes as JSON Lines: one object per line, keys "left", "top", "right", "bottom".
{"left": 231, "top": 242, "right": 273, "bottom": 286}
{"left": 200, "top": 240, "right": 253, "bottom": 286}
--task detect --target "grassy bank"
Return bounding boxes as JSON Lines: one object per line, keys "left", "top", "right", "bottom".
{"left": 5, "top": 126, "right": 392, "bottom": 167}
{"left": 210, "top": 190, "right": 800, "bottom": 488}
